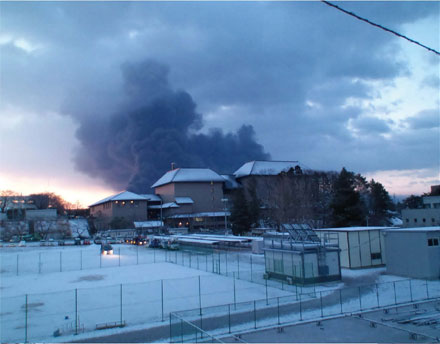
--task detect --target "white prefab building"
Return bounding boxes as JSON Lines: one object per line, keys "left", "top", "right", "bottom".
{"left": 384, "top": 227, "right": 440, "bottom": 280}
{"left": 314, "top": 227, "right": 394, "bottom": 269}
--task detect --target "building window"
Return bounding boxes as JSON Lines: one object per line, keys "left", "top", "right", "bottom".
{"left": 432, "top": 218, "right": 436, "bottom": 223}
{"left": 423, "top": 218, "right": 426, "bottom": 223}
{"left": 406, "top": 218, "right": 409, "bottom": 223}
{"left": 428, "top": 238, "right": 439, "bottom": 246}
{"left": 414, "top": 218, "right": 417, "bottom": 223}
{"left": 371, "top": 252, "right": 382, "bottom": 260}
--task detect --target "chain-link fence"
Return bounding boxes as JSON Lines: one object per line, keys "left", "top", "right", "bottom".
{"left": 165, "top": 249, "right": 321, "bottom": 296}
{"left": 0, "top": 268, "right": 291, "bottom": 343}
{"left": 0, "top": 245, "right": 165, "bottom": 276}
{"left": 169, "top": 278, "right": 440, "bottom": 343}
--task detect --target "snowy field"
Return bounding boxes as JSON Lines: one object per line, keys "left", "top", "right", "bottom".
{"left": 0, "top": 244, "right": 293, "bottom": 343}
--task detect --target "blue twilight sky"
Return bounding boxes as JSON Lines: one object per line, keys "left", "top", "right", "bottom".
{"left": 0, "top": 1, "right": 439, "bottom": 205}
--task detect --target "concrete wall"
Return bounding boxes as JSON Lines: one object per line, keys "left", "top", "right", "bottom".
{"left": 155, "top": 184, "right": 175, "bottom": 203}
{"left": 385, "top": 230, "right": 440, "bottom": 279}
{"left": 174, "top": 182, "right": 224, "bottom": 213}
{"left": 111, "top": 201, "right": 148, "bottom": 221}
{"left": 401, "top": 208, "right": 440, "bottom": 227}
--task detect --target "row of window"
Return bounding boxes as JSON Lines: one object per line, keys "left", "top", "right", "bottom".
{"left": 405, "top": 218, "right": 436, "bottom": 223}
{"left": 427, "top": 238, "right": 439, "bottom": 247}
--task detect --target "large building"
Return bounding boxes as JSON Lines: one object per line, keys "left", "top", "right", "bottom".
{"left": 152, "top": 168, "right": 230, "bottom": 230}
{"left": 384, "top": 227, "right": 440, "bottom": 279}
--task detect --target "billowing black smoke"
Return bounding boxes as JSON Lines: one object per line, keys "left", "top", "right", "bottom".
{"left": 72, "top": 59, "right": 270, "bottom": 193}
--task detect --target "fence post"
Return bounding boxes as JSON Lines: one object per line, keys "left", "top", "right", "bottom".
{"left": 119, "top": 248, "right": 121, "bottom": 267}
{"left": 233, "top": 272, "right": 236, "bottom": 309}
{"left": 25, "top": 294, "right": 28, "bottom": 343}
{"left": 250, "top": 255, "right": 253, "bottom": 282}
{"left": 299, "top": 297, "right": 303, "bottom": 321}
{"left": 169, "top": 313, "right": 172, "bottom": 343}
{"left": 375, "top": 283, "right": 380, "bottom": 307}
{"left": 197, "top": 254, "right": 199, "bottom": 270}
{"left": 161, "top": 279, "right": 164, "bottom": 321}
{"left": 237, "top": 254, "right": 240, "bottom": 279}
{"left": 100, "top": 251, "right": 102, "bottom": 268}
{"left": 75, "top": 288, "right": 78, "bottom": 335}
{"left": 265, "top": 279, "right": 268, "bottom": 305}
{"left": 198, "top": 276, "right": 202, "bottom": 315}
{"left": 228, "top": 304, "right": 231, "bottom": 333}
{"left": 205, "top": 254, "right": 208, "bottom": 271}
{"left": 154, "top": 249, "right": 156, "bottom": 263}
{"left": 80, "top": 251, "right": 83, "bottom": 271}
{"left": 226, "top": 251, "right": 228, "bottom": 276}
{"left": 17, "top": 254, "right": 19, "bottom": 276}
{"left": 339, "top": 289, "right": 343, "bottom": 314}
{"left": 409, "top": 279, "right": 413, "bottom": 302}
{"left": 358, "top": 286, "right": 362, "bottom": 310}
{"left": 38, "top": 253, "right": 41, "bottom": 274}
{"left": 277, "top": 297, "right": 280, "bottom": 325}
{"left": 253, "top": 300, "right": 257, "bottom": 329}
{"left": 393, "top": 281, "right": 397, "bottom": 305}
{"left": 425, "top": 280, "right": 430, "bottom": 299}
{"left": 60, "top": 251, "right": 62, "bottom": 272}
{"left": 120, "top": 284, "right": 123, "bottom": 325}
{"left": 320, "top": 291, "right": 323, "bottom": 317}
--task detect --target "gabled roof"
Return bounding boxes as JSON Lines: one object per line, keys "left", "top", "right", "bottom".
{"left": 152, "top": 168, "right": 225, "bottom": 188}
{"left": 89, "top": 191, "right": 147, "bottom": 207}
{"left": 234, "top": 160, "right": 301, "bottom": 178}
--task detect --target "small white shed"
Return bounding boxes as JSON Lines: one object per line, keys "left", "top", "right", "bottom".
{"left": 314, "top": 227, "right": 394, "bottom": 269}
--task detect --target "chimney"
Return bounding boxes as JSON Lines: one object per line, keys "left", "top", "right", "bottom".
{"left": 171, "top": 162, "right": 176, "bottom": 170}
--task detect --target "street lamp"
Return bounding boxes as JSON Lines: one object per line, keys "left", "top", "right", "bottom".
{"left": 221, "top": 198, "right": 229, "bottom": 231}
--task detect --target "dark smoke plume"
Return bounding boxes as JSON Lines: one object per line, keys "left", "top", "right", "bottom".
{"left": 72, "top": 59, "right": 270, "bottom": 193}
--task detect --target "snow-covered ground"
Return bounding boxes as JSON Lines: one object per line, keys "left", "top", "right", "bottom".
{"left": 0, "top": 244, "right": 292, "bottom": 343}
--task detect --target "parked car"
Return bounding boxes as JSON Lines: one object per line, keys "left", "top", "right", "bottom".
{"left": 100, "top": 243, "right": 113, "bottom": 255}
{"left": 149, "top": 238, "right": 160, "bottom": 248}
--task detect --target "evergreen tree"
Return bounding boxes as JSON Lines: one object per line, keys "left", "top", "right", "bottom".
{"left": 368, "top": 179, "right": 393, "bottom": 226}
{"left": 229, "top": 188, "right": 252, "bottom": 235}
{"left": 330, "top": 167, "right": 365, "bottom": 227}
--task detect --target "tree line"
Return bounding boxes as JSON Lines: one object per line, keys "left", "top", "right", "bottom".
{"left": 229, "top": 166, "right": 399, "bottom": 235}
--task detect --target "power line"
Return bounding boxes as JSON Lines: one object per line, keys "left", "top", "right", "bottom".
{"left": 321, "top": 0, "right": 440, "bottom": 56}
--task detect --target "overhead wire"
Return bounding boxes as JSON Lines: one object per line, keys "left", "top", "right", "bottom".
{"left": 321, "top": 0, "right": 440, "bottom": 56}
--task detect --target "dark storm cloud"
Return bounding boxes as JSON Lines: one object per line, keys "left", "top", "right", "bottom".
{"left": 1, "top": 1, "right": 439, "bottom": 188}
{"left": 72, "top": 60, "right": 269, "bottom": 192}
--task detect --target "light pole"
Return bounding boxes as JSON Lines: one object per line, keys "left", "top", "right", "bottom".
{"left": 221, "top": 198, "right": 229, "bottom": 231}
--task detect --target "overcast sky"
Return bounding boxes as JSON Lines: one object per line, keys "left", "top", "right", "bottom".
{"left": 0, "top": 1, "right": 439, "bottom": 205}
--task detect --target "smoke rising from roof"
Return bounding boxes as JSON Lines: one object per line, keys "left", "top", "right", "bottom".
{"left": 72, "top": 59, "right": 270, "bottom": 192}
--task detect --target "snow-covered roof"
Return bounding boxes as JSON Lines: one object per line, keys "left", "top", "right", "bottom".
{"left": 384, "top": 226, "right": 440, "bottom": 233}
{"left": 234, "top": 160, "right": 301, "bottom": 178}
{"left": 221, "top": 174, "right": 241, "bottom": 189}
{"left": 140, "top": 194, "right": 162, "bottom": 202}
{"left": 168, "top": 211, "right": 230, "bottom": 218}
{"left": 175, "top": 197, "right": 194, "bottom": 204}
{"left": 152, "top": 168, "right": 225, "bottom": 188}
{"left": 134, "top": 221, "right": 164, "bottom": 228}
{"left": 314, "top": 226, "right": 395, "bottom": 232}
{"left": 161, "top": 202, "right": 179, "bottom": 209}
{"left": 89, "top": 191, "right": 147, "bottom": 207}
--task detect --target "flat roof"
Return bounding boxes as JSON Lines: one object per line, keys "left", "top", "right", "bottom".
{"left": 315, "top": 226, "right": 395, "bottom": 232}
{"left": 384, "top": 226, "right": 440, "bottom": 233}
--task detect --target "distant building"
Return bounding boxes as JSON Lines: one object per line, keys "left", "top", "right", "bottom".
{"left": 89, "top": 191, "right": 154, "bottom": 230}
{"left": 152, "top": 168, "right": 229, "bottom": 230}
{"left": 384, "top": 227, "right": 440, "bottom": 279}
{"left": 314, "top": 227, "right": 392, "bottom": 269}
{"left": 401, "top": 194, "right": 440, "bottom": 228}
